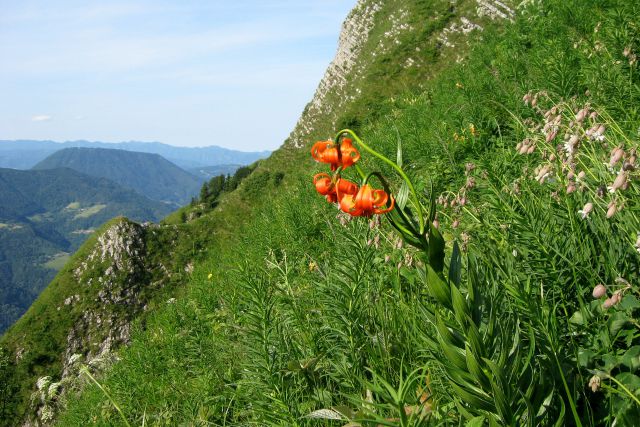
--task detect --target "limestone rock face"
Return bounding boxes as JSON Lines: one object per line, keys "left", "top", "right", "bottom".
{"left": 288, "top": 0, "right": 383, "bottom": 148}
{"left": 24, "top": 219, "right": 158, "bottom": 426}
{"left": 64, "top": 220, "right": 149, "bottom": 375}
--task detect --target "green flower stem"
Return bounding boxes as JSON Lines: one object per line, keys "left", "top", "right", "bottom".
{"left": 336, "top": 129, "right": 425, "bottom": 234}
{"left": 354, "top": 164, "right": 367, "bottom": 180}
{"left": 599, "top": 372, "right": 640, "bottom": 407}
{"left": 81, "top": 367, "right": 131, "bottom": 427}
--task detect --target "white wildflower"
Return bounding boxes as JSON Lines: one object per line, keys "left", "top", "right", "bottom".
{"left": 578, "top": 202, "right": 593, "bottom": 219}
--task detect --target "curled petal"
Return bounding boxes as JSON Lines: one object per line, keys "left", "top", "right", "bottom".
{"left": 313, "top": 173, "right": 330, "bottom": 184}
{"left": 339, "top": 194, "right": 363, "bottom": 216}
{"left": 314, "top": 176, "right": 333, "bottom": 195}
{"left": 372, "top": 189, "right": 388, "bottom": 207}
{"left": 373, "top": 195, "right": 395, "bottom": 214}
{"left": 311, "top": 141, "right": 334, "bottom": 162}
{"left": 321, "top": 147, "right": 340, "bottom": 170}
{"left": 350, "top": 184, "right": 394, "bottom": 216}
{"left": 336, "top": 178, "right": 359, "bottom": 195}
{"left": 339, "top": 139, "right": 361, "bottom": 168}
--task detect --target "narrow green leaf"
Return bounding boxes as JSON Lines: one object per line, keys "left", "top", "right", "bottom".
{"left": 396, "top": 131, "right": 403, "bottom": 168}
{"left": 428, "top": 224, "right": 445, "bottom": 273}
{"left": 396, "top": 181, "right": 409, "bottom": 210}
{"left": 450, "top": 382, "right": 495, "bottom": 412}
{"left": 449, "top": 241, "right": 462, "bottom": 286}
{"left": 426, "top": 265, "right": 451, "bottom": 307}
{"left": 437, "top": 333, "right": 467, "bottom": 370}
{"left": 306, "top": 408, "right": 345, "bottom": 420}
{"left": 465, "top": 343, "right": 489, "bottom": 389}
{"left": 451, "top": 284, "right": 470, "bottom": 327}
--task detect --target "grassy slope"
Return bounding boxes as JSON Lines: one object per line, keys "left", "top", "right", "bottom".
{"left": 17, "top": 0, "right": 640, "bottom": 425}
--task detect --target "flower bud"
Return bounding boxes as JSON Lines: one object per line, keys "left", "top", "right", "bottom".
{"left": 610, "top": 172, "right": 627, "bottom": 192}
{"left": 452, "top": 220, "right": 460, "bottom": 229}
{"left": 611, "top": 291, "right": 622, "bottom": 305}
{"left": 606, "top": 201, "right": 617, "bottom": 218}
{"left": 592, "top": 284, "right": 606, "bottom": 299}
{"left": 609, "top": 148, "right": 624, "bottom": 166}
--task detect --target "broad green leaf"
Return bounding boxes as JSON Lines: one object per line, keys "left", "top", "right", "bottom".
{"left": 621, "top": 295, "right": 640, "bottom": 310}
{"left": 608, "top": 312, "right": 630, "bottom": 336}
{"left": 621, "top": 346, "right": 640, "bottom": 370}
{"left": 333, "top": 405, "right": 357, "bottom": 419}
{"left": 466, "top": 415, "right": 486, "bottom": 427}
{"left": 615, "top": 373, "right": 640, "bottom": 390}
{"left": 569, "top": 311, "right": 584, "bottom": 326}
{"left": 577, "top": 349, "right": 595, "bottom": 367}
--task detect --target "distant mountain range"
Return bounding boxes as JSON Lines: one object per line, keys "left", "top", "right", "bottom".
{"left": 0, "top": 139, "right": 271, "bottom": 170}
{"left": 188, "top": 164, "right": 243, "bottom": 180}
{"left": 33, "top": 148, "right": 202, "bottom": 206}
{"left": 0, "top": 166, "right": 174, "bottom": 333}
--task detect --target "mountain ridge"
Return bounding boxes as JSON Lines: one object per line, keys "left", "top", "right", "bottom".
{"left": 0, "top": 139, "right": 270, "bottom": 170}
{"left": 33, "top": 147, "right": 202, "bottom": 206}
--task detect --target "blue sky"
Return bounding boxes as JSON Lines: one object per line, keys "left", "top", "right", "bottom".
{"left": 0, "top": 1, "right": 355, "bottom": 151}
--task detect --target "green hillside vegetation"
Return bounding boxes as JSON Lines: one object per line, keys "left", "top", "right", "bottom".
{"left": 0, "top": 163, "right": 260, "bottom": 424}
{"left": 188, "top": 164, "right": 243, "bottom": 180}
{"left": 2, "top": 0, "right": 640, "bottom": 425}
{"left": 33, "top": 147, "right": 203, "bottom": 206}
{"left": 0, "top": 167, "right": 173, "bottom": 333}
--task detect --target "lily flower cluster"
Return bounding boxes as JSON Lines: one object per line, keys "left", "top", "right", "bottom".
{"left": 311, "top": 137, "right": 394, "bottom": 217}
{"left": 310, "top": 129, "right": 444, "bottom": 271}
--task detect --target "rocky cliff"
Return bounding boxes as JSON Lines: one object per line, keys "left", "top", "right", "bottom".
{"left": 0, "top": 218, "right": 187, "bottom": 425}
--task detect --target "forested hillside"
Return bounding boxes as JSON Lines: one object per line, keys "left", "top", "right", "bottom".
{"left": 0, "top": 167, "right": 173, "bottom": 334}
{"left": 33, "top": 148, "right": 202, "bottom": 206}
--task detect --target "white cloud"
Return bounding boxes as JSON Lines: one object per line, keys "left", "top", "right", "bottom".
{"left": 31, "top": 115, "right": 52, "bottom": 122}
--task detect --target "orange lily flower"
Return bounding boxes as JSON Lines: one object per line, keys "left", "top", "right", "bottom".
{"left": 311, "top": 138, "right": 360, "bottom": 170}
{"left": 339, "top": 184, "right": 394, "bottom": 217}
{"left": 313, "top": 173, "right": 358, "bottom": 204}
